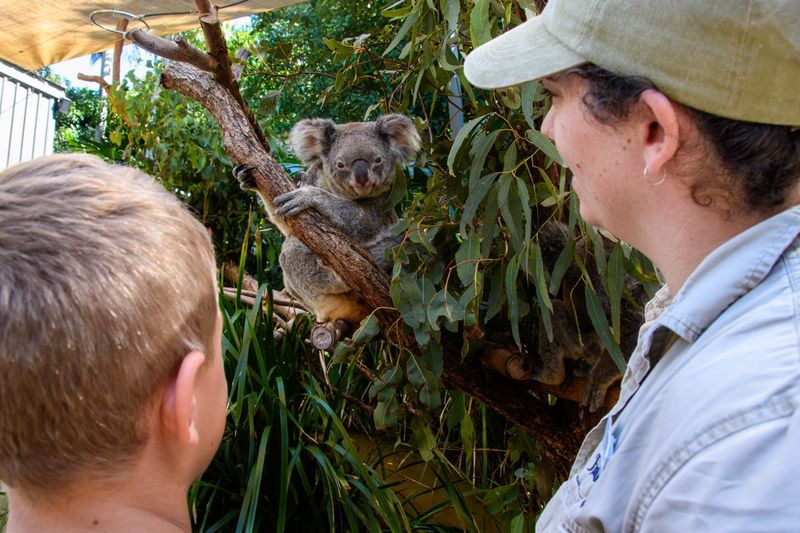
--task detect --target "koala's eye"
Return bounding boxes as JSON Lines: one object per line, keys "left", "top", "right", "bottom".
{"left": 336, "top": 161, "right": 346, "bottom": 169}
{"left": 374, "top": 156, "right": 383, "bottom": 165}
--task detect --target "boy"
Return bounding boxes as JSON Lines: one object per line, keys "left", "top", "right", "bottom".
{"left": 0, "top": 154, "right": 227, "bottom": 532}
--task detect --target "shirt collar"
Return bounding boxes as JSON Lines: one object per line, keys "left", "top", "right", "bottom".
{"left": 614, "top": 205, "right": 800, "bottom": 408}
{"left": 655, "top": 205, "right": 800, "bottom": 343}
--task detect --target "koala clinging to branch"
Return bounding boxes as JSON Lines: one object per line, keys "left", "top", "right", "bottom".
{"left": 234, "top": 114, "right": 421, "bottom": 324}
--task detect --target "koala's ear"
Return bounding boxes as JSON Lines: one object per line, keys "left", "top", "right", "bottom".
{"left": 375, "top": 114, "right": 421, "bottom": 161}
{"left": 289, "top": 119, "right": 337, "bottom": 166}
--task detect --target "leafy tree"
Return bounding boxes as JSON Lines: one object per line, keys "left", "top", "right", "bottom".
{"left": 237, "top": 0, "right": 396, "bottom": 132}
{"left": 52, "top": 86, "right": 108, "bottom": 153}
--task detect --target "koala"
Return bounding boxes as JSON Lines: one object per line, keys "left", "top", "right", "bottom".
{"left": 533, "top": 221, "right": 645, "bottom": 412}
{"left": 535, "top": 298, "right": 616, "bottom": 412}
{"left": 234, "top": 114, "right": 421, "bottom": 324}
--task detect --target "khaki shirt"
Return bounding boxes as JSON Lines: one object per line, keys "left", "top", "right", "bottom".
{"left": 537, "top": 206, "right": 800, "bottom": 532}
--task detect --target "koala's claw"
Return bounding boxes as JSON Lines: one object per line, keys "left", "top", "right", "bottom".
{"left": 232, "top": 164, "right": 257, "bottom": 190}
{"left": 274, "top": 189, "right": 312, "bottom": 217}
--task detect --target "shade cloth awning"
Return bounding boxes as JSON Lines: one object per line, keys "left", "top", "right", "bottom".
{"left": 0, "top": 0, "right": 302, "bottom": 71}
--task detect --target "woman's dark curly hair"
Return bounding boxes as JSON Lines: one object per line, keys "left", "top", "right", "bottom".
{"left": 568, "top": 64, "right": 800, "bottom": 214}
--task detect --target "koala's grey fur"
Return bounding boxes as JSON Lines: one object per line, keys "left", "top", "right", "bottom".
{"left": 533, "top": 222, "right": 644, "bottom": 412}
{"left": 235, "top": 114, "right": 420, "bottom": 324}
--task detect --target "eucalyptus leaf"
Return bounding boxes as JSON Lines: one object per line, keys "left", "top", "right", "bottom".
{"left": 481, "top": 184, "right": 500, "bottom": 257}
{"left": 257, "top": 90, "right": 281, "bottom": 116}
{"left": 455, "top": 231, "right": 481, "bottom": 285}
{"left": 422, "top": 341, "right": 444, "bottom": 378}
{"left": 502, "top": 142, "right": 518, "bottom": 174}
{"left": 419, "top": 383, "right": 441, "bottom": 409}
{"left": 549, "top": 239, "right": 575, "bottom": 295}
{"left": 505, "top": 256, "right": 522, "bottom": 348}
{"left": 383, "top": 4, "right": 420, "bottom": 56}
{"left": 500, "top": 87, "right": 522, "bottom": 110}
{"left": 411, "top": 415, "right": 437, "bottom": 462}
{"left": 498, "top": 175, "right": 524, "bottom": 252}
{"left": 485, "top": 264, "right": 505, "bottom": 322}
{"left": 441, "top": 0, "right": 460, "bottom": 29}
{"left": 447, "top": 114, "right": 485, "bottom": 175}
{"left": 531, "top": 243, "right": 554, "bottom": 341}
{"left": 352, "top": 314, "right": 380, "bottom": 346}
{"left": 469, "top": 129, "right": 502, "bottom": 189}
{"left": 461, "top": 173, "right": 497, "bottom": 235}
{"left": 607, "top": 242, "right": 625, "bottom": 343}
{"left": 428, "top": 288, "right": 465, "bottom": 328}
{"left": 437, "top": 41, "right": 461, "bottom": 72}
{"left": 374, "top": 399, "right": 399, "bottom": 429}
{"left": 586, "top": 225, "right": 608, "bottom": 278}
{"left": 510, "top": 512, "right": 525, "bottom": 533}
{"left": 385, "top": 163, "right": 408, "bottom": 212}
{"left": 390, "top": 273, "right": 425, "bottom": 329}
{"left": 584, "top": 283, "right": 626, "bottom": 372}
{"left": 332, "top": 340, "right": 354, "bottom": 363}
{"left": 469, "top": 0, "right": 492, "bottom": 47}
{"left": 407, "top": 354, "right": 432, "bottom": 389}
{"left": 515, "top": 175, "right": 532, "bottom": 243}
{"left": 526, "top": 129, "right": 564, "bottom": 166}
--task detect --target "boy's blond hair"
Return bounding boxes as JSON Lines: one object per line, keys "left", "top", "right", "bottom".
{"left": 0, "top": 154, "right": 218, "bottom": 493}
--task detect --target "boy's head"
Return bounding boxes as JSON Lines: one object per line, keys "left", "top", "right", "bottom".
{"left": 0, "top": 154, "right": 223, "bottom": 495}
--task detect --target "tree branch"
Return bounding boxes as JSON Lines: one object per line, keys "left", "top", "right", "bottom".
{"left": 127, "top": 29, "right": 217, "bottom": 72}
{"left": 190, "top": 1, "right": 270, "bottom": 153}
{"left": 441, "top": 337, "right": 592, "bottom": 477}
{"left": 112, "top": 19, "right": 129, "bottom": 85}
{"left": 77, "top": 74, "right": 110, "bottom": 90}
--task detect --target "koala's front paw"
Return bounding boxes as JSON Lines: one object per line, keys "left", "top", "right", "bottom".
{"left": 274, "top": 186, "right": 317, "bottom": 217}
{"left": 232, "top": 164, "right": 257, "bottom": 190}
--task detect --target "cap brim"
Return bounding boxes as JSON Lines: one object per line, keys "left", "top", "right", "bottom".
{"left": 463, "top": 15, "right": 586, "bottom": 89}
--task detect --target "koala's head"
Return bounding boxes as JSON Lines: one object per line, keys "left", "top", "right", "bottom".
{"left": 289, "top": 114, "right": 421, "bottom": 200}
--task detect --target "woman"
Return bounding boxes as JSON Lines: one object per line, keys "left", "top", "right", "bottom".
{"left": 465, "top": 0, "right": 800, "bottom": 531}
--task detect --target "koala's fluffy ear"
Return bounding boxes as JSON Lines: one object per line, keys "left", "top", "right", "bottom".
{"left": 376, "top": 114, "right": 421, "bottom": 161}
{"left": 289, "top": 119, "right": 337, "bottom": 167}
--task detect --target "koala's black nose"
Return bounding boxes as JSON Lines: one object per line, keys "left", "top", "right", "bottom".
{"left": 352, "top": 159, "right": 370, "bottom": 186}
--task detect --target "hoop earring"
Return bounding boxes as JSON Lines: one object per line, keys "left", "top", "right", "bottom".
{"left": 643, "top": 165, "right": 667, "bottom": 186}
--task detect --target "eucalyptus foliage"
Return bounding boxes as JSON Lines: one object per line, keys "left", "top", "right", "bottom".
{"left": 318, "top": 0, "right": 657, "bottom": 431}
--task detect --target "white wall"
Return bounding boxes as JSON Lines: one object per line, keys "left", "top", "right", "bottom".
{"left": 0, "top": 60, "right": 66, "bottom": 170}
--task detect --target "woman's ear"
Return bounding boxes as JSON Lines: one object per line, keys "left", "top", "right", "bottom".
{"left": 160, "top": 351, "right": 206, "bottom": 446}
{"left": 638, "top": 89, "right": 682, "bottom": 177}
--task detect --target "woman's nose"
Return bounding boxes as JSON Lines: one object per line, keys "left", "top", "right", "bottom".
{"left": 541, "top": 109, "right": 555, "bottom": 141}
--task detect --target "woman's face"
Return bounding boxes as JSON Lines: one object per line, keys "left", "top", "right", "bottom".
{"left": 540, "top": 74, "right": 648, "bottom": 241}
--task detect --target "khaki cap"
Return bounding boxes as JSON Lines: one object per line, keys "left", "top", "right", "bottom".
{"left": 463, "top": 0, "right": 800, "bottom": 126}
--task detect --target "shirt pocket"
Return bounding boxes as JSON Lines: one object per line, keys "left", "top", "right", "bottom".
{"left": 537, "top": 468, "right": 601, "bottom": 532}
{"left": 538, "top": 419, "right": 617, "bottom": 532}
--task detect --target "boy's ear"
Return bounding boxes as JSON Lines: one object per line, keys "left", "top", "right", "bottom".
{"left": 161, "top": 351, "right": 206, "bottom": 446}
